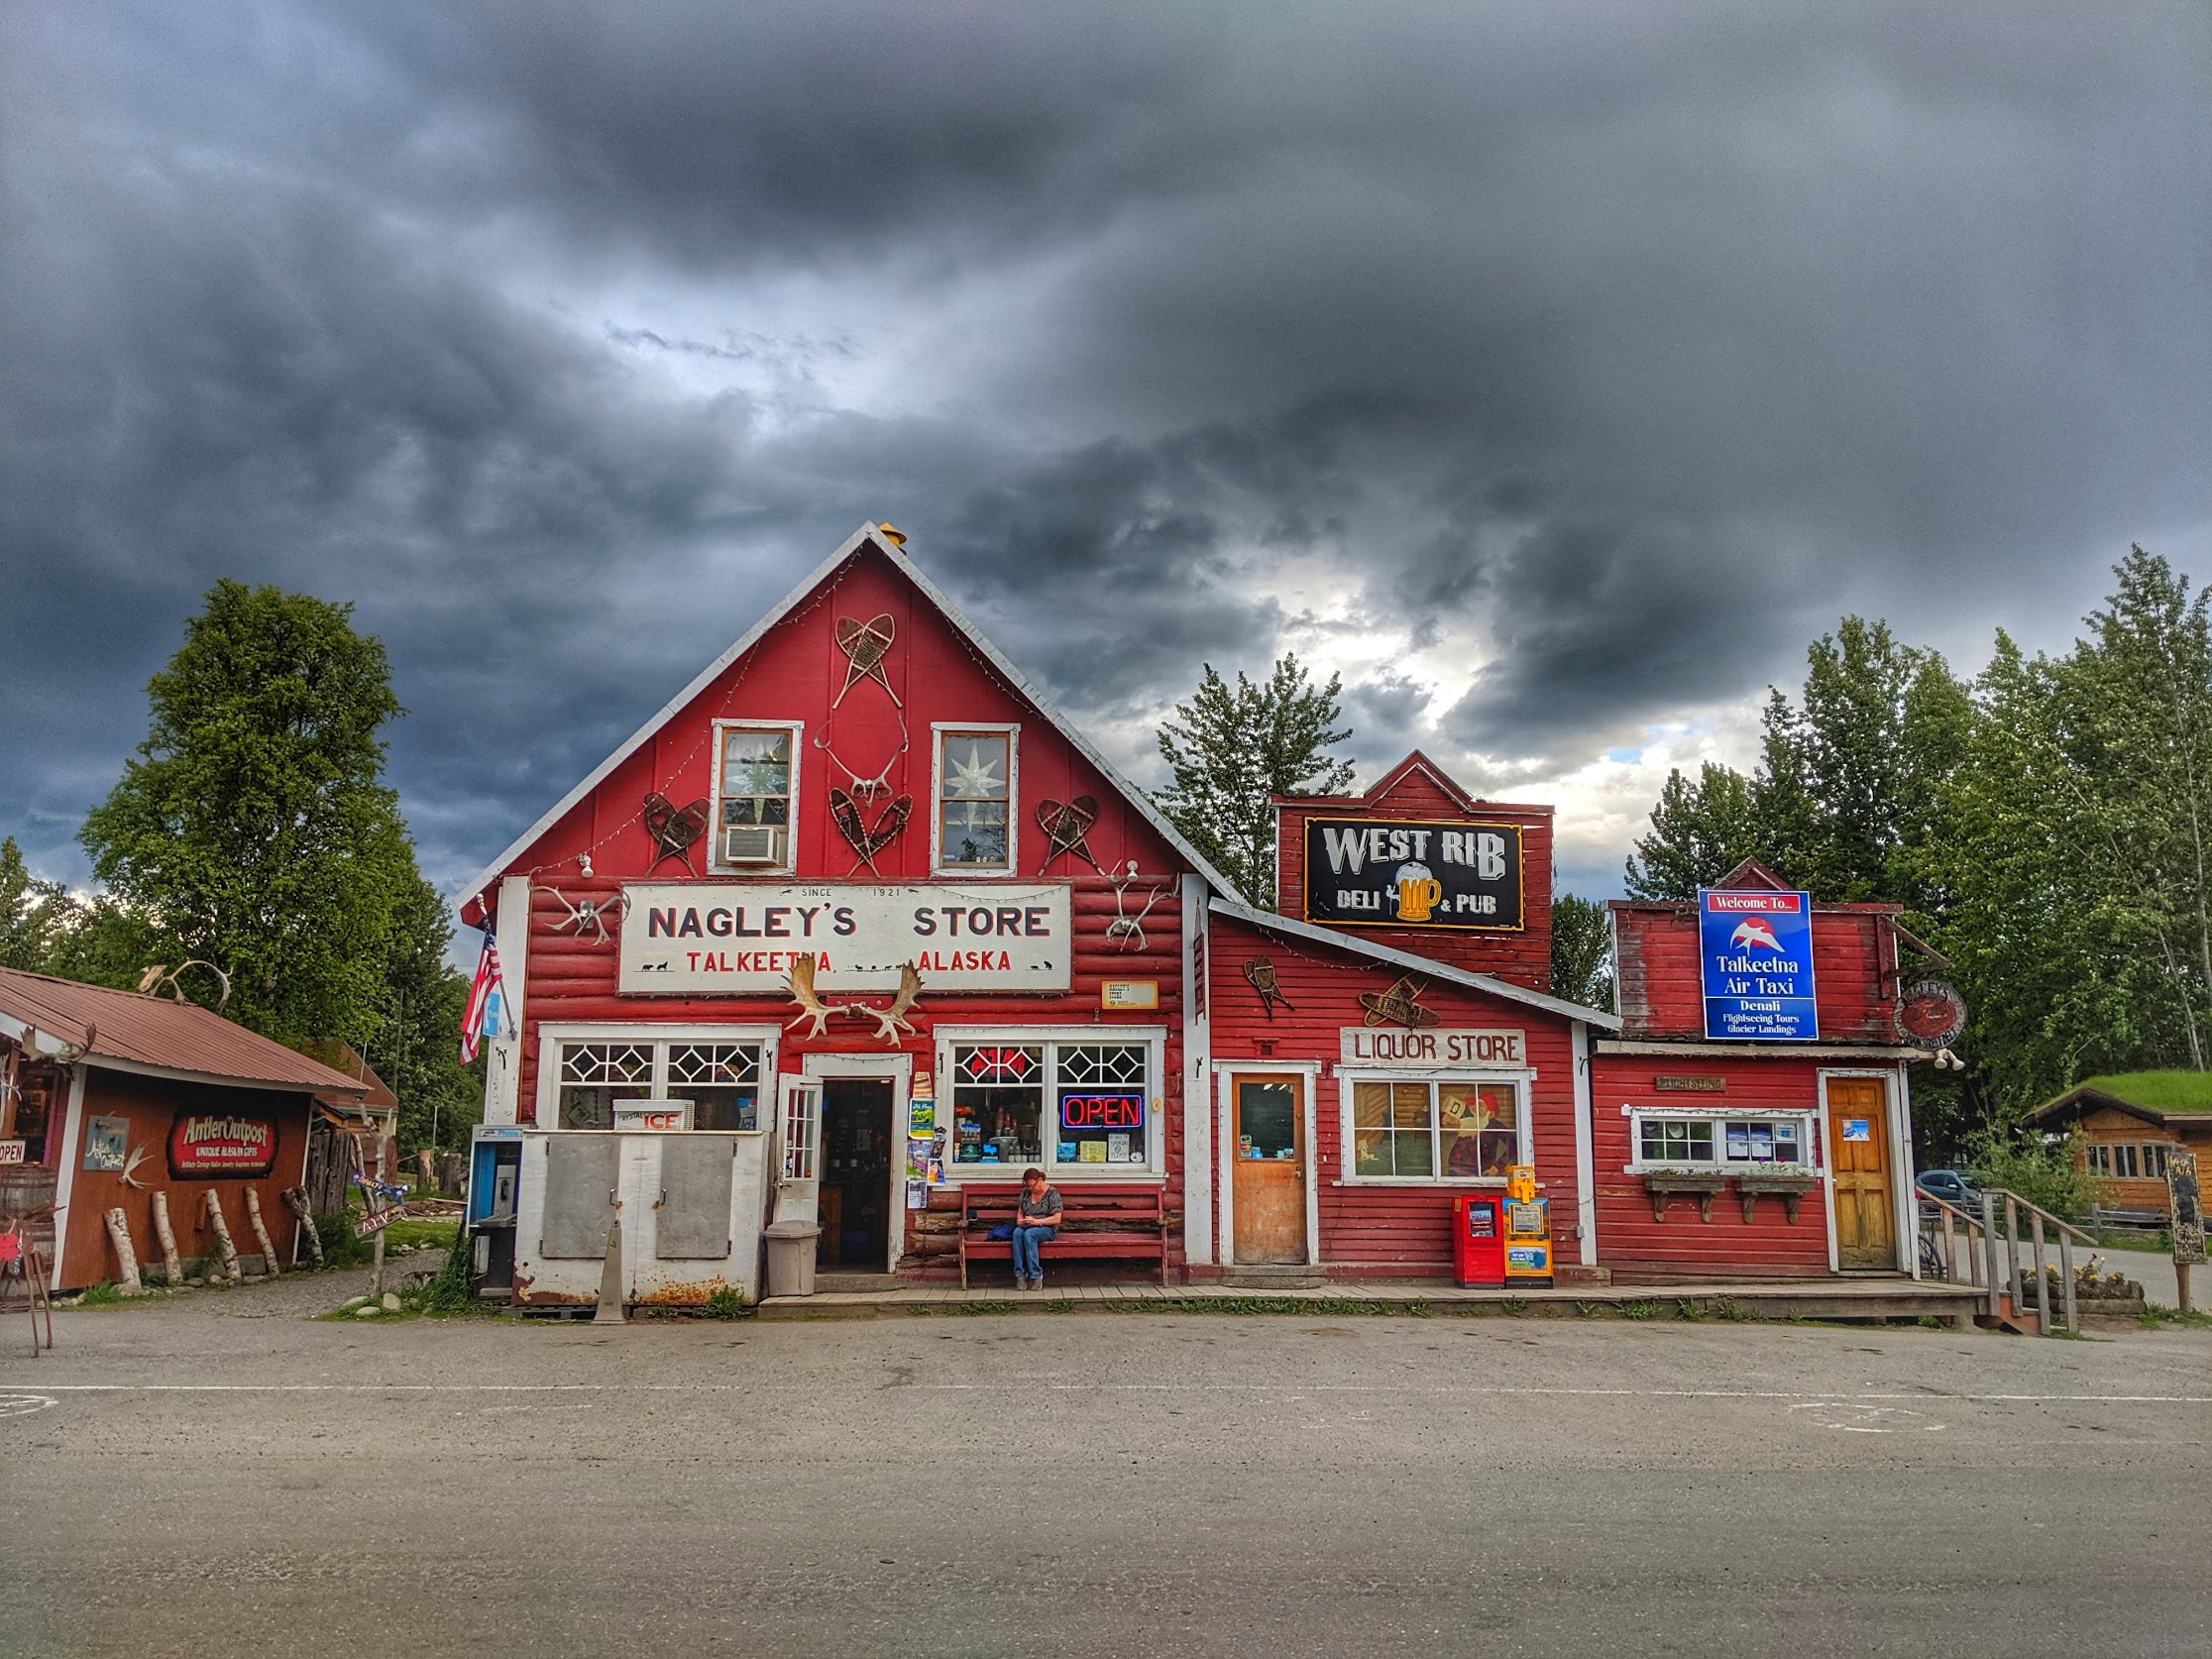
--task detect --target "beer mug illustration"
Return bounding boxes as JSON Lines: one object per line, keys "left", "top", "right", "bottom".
{"left": 1393, "top": 862, "right": 1445, "bottom": 922}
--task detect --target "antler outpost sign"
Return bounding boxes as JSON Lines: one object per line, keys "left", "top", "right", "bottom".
{"left": 617, "top": 882, "right": 1072, "bottom": 993}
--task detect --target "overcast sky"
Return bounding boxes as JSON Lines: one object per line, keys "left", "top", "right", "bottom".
{"left": 4, "top": 2, "right": 2207, "bottom": 907}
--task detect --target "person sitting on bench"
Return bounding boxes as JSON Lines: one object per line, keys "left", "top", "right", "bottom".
{"left": 1012, "top": 1166, "right": 1061, "bottom": 1289}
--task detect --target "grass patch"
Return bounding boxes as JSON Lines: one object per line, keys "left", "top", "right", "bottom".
{"left": 703, "top": 1284, "right": 749, "bottom": 1320}
{"left": 1619, "top": 1299, "right": 1663, "bottom": 1321}
{"left": 72, "top": 1279, "right": 129, "bottom": 1308}
{"left": 380, "top": 1219, "right": 460, "bottom": 1252}
{"left": 2138, "top": 1305, "right": 2212, "bottom": 1330}
{"left": 2093, "top": 1231, "right": 2172, "bottom": 1254}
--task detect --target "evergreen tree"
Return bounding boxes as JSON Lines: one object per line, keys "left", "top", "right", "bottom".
{"left": 78, "top": 579, "right": 413, "bottom": 1046}
{"left": 373, "top": 870, "right": 483, "bottom": 1159}
{"left": 1156, "top": 654, "right": 1355, "bottom": 906}
{"left": 1549, "top": 893, "right": 1614, "bottom": 1012}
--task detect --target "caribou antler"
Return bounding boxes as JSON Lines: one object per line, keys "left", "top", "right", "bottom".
{"left": 842, "top": 963, "right": 923, "bottom": 1046}
{"left": 783, "top": 953, "right": 835, "bottom": 1039}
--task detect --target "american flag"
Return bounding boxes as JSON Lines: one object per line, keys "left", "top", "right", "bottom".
{"left": 459, "top": 929, "right": 505, "bottom": 1064}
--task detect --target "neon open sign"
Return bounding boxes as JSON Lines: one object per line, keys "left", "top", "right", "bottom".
{"left": 1059, "top": 1089, "right": 1145, "bottom": 1132}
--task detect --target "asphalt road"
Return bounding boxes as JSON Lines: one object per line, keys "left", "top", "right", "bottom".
{"left": 2, "top": 1275, "right": 2207, "bottom": 1659}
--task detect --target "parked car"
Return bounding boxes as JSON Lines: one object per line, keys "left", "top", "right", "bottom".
{"left": 1915, "top": 1168, "right": 1982, "bottom": 1211}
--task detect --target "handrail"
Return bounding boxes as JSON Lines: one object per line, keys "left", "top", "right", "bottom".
{"left": 1981, "top": 1187, "right": 2096, "bottom": 1246}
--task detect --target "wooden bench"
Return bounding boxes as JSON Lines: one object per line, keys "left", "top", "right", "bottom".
{"left": 956, "top": 1182, "right": 1168, "bottom": 1287}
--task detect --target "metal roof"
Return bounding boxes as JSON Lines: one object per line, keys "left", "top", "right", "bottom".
{"left": 1206, "top": 895, "right": 1622, "bottom": 1030}
{"left": 0, "top": 966, "right": 369, "bottom": 1095}
{"left": 457, "top": 523, "right": 1242, "bottom": 914}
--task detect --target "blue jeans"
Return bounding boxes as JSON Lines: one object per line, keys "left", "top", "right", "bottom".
{"left": 1011, "top": 1225, "right": 1056, "bottom": 1280}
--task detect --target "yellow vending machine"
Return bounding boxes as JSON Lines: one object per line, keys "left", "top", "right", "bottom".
{"left": 1503, "top": 1163, "right": 1552, "bottom": 1286}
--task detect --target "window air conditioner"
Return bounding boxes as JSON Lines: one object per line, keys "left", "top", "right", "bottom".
{"left": 722, "top": 826, "right": 782, "bottom": 866}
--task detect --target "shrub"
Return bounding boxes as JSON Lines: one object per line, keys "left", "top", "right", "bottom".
{"left": 1965, "top": 1125, "right": 2096, "bottom": 1224}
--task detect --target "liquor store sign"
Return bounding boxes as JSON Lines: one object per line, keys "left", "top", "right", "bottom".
{"left": 619, "top": 882, "right": 1072, "bottom": 994}
{"left": 168, "top": 1114, "right": 277, "bottom": 1178}
{"left": 1301, "top": 818, "right": 1524, "bottom": 932}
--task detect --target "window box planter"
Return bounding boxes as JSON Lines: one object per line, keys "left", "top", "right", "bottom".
{"left": 1641, "top": 1169, "right": 1728, "bottom": 1223}
{"left": 1734, "top": 1170, "right": 1821, "bottom": 1224}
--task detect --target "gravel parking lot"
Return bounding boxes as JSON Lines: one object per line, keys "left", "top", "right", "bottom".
{"left": 2, "top": 1277, "right": 2206, "bottom": 1659}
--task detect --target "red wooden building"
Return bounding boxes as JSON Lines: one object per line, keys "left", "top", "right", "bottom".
{"left": 457, "top": 525, "right": 1929, "bottom": 1297}
{"left": 1596, "top": 862, "right": 1931, "bottom": 1280}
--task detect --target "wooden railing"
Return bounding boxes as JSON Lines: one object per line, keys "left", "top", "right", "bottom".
{"left": 1920, "top": 1189, "right": 2095, "bottom": 1335}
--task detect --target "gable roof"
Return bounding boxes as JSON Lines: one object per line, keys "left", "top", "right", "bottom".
{"left": 0, "top": 966, "right": 368, "bottom": 1096}
{"left": 1272, "top": 749, "right": 1541, "bottom": 818}
{"left": 2026, "top": 1070, "right": 2212, "bottom": 1130}
{"left": 458, "top": 524, "right": 1240, "bottom": 916}
{"left": 1207, "top": 895, "right": 1620, "bottom": 1029}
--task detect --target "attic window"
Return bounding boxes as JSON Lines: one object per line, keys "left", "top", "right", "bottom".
{"left": 713, "top": 721, "right": 800, "bottom": 871}
{"left": 933, "top": 724, "right": 1017, "bottom": 873}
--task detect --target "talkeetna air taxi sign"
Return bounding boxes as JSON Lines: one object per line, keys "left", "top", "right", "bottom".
{"left": 1699, "top": 889, "right": 1819, "bottom": 1041}
{"left": 1301, "top": 818, "right": 1524, "bottom": 932}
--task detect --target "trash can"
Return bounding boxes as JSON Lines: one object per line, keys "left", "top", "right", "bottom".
{"left": 763, "top": 1219, "right": 822, "bottom": 1298}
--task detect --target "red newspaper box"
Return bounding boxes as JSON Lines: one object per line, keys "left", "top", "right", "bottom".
{"left": 1454, "top": 1193, "right": 1506, "bottom": 1287}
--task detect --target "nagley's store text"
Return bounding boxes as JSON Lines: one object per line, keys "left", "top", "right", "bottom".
{"left": 454, "top": 524, "right": 1943, "bottom": 1307}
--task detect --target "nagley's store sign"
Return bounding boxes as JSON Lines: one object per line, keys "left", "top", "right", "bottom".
{"left": 618, "top": 882, "right": 1072, "bottom": 994}
{"left": 1301, "top": 817, "right": 1525, "bottom": 932}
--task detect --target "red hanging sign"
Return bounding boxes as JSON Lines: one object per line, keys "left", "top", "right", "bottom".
{"left": 167, "top": 1113, "right": 277, "bottom": 1178}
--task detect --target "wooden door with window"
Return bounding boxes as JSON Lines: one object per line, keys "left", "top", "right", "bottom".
{"left": 1825, "top": 1078, "right": 1896, "bottom": 1270}
{"left": 1231, "top": 1074, "right": 1306, "bottom": 1265}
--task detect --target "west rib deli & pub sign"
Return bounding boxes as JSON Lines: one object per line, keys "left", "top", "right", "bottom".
{"left": 1301, "top": 817, "right": 1525, "bottom": 932}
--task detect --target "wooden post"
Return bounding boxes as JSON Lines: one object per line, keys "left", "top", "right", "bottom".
{"left": 371, "top": 1129, "right": 389, "bottom": 1297}
{"left": 243, "top": 1187, "right": 280, "bottom": 1278}
{"left": 103, "top": 1206, "right": 145, "bottom": 1294}
{"left": 2058, "top": 1227, "right": 2077, "bottom": 1335}
{"left": 1939, "top": 1207, "right": 1957, "bottom": 1281}
{"left": 1980, "top": 1192, "right": 2000, "bottom": 1319}
{"left": 2030, "top": 1210, "right": 2049, "bottom": 1335}
{"left": 150, "top": 1190, "right": 183, "bottom": 1286}
{"left": 2004, "top": 1197, "right": 2022, "bottom": 1316}
{"left": 282, "top": 1186, "right": 324, "bottom": 1266}
{"left": 202, "top": 1190, "right": 242, "bottom": 1283}
{"left": 2179, "top": 1263, "right": 2193, "bottom": 1314}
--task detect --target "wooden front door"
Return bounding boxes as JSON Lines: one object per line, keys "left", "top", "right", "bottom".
{"left": 1826, "top": 1078, "right": 1896, "bottom": 1270}
{"left": 1231, "top": 1074, "right": 1306, "bottom": 1265}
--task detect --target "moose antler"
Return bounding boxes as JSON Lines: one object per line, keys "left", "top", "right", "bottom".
{"left": 783, "top": 953, "right": 835, "bottom": 1039}
{"left": 842, "top": 963, "right": 923, "bottom": 1046}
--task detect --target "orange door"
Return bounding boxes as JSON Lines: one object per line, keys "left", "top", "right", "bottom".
{"left": 1231, "top": 1074, "right": 1306, "bottom": 1265}
{"left": 1826, "top": 1078, "right": 1896, "bottom": 1270}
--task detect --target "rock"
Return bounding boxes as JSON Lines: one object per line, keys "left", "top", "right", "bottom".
{"left": 354, "top": 1304, "right": 383, "bottom": 1318}
{"left": 186, "top": 1276, "right": 205, "bottom": 1287}
{"left": 381, "top": 1292, "right": 401, "bottom": 1311}
{"left": 341, "top": 1295, "right": 370, "bottom": 1310}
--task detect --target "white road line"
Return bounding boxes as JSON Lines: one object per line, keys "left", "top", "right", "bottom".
{"left": 0, "top": 1382, "right": 2205, "bottom": 1403}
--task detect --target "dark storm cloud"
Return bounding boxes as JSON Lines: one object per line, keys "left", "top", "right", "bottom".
{"left": 1, "top": 1, "right": 2205, "bottom": 897}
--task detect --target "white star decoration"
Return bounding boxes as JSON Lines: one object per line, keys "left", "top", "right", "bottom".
{"left": 946, "top": 743, "right": 1005, "bottom": 799}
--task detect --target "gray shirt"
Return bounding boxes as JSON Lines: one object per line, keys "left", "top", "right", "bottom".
{"left": 1018, "top": 1185, "right": 1061, "bottom": 1222}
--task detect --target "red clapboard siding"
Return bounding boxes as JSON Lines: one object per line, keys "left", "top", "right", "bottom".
{"left": 1589, "top": 1053, "right": 1832, "bottom": 1277}
{"left": 1609, "top": 901, "right": 1903, "bottom": 1043}
{"left": 1272, "top": 754, "right": 1555, "bottom": 992}
{"left": 1207, "top": 912, "right": 1582, "bottom": 1270}
{"left": 481, "top": 543, "right": 1198, "bottom": 1274}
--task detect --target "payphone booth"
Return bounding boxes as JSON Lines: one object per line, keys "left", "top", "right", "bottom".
{"left": 1454, "top": 1194, "right": 1506, "bottom": 1287}
{"left": 1502, "top": 1163, "right": 1552, "bottom": 1285}
{"left": 468, "top": 1126, "right": 523, "bottom": 1295}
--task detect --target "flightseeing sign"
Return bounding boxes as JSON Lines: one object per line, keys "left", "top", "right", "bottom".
{"left": 1698, "top": 889, "right": 1819, "bottom": 1041}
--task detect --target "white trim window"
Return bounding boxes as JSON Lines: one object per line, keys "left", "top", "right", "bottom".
{"left": 542, "top": 1028, "right": 775, "bottom": 1131}
{"left": 1624, "top": 1106, "right": 1815, "bottom": 1173}
{"left": 711, "top": 719, "right": 802, "bottom": 873}
{"left": 932, "top": 722, "right": 1018, "bottom": 874}
{"left": 1345, "top": 1077, "right": 1527, "bottom": 1182}
{"left": 939, "top": 1029, "right": 1162, "bottom": 1176}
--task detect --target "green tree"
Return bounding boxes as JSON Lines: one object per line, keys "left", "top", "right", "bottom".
{"left": 77, "top": 579, "right": 412, "bottom": 1046}
{"left": 1624, "top": 620, "right": 1971, "bottom": 907}
{"left": 1549, "top": 893, "right": 1614, "bottom": 1012}
{"left": 1928, "top": 549, "right": 2212, "bottom": 1104}
{"left": 0, "top": 837, "right": 80, "bottom": 971}
{"left": 1156, "top": 653, "right": 1355, "bottom": 906}
{"left": 373, "top": 870, "right": 482, "bottom": 1159}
